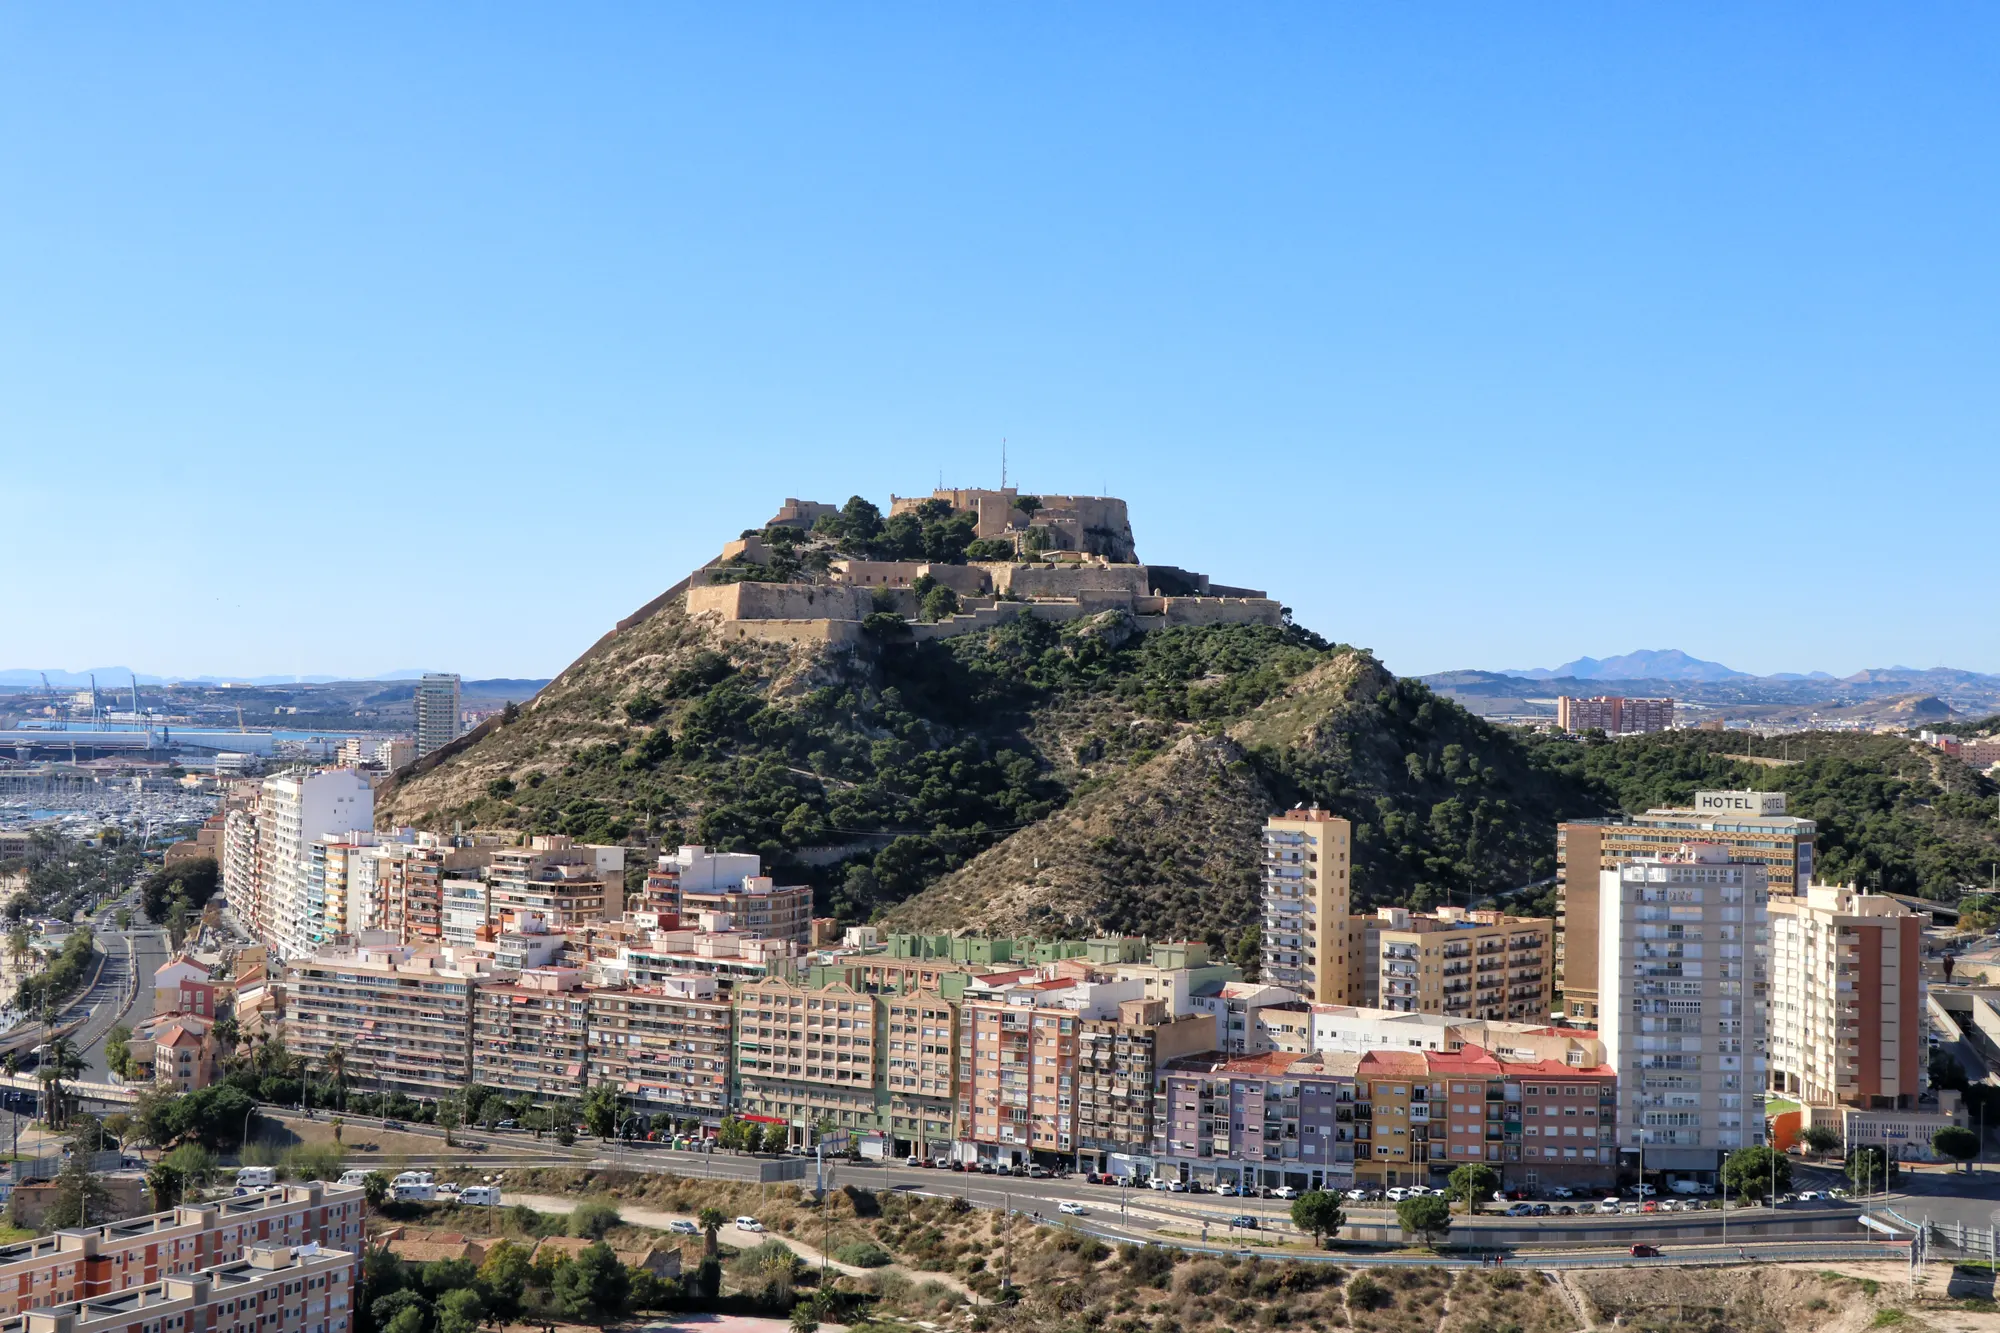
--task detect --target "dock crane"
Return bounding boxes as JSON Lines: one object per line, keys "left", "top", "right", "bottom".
{"left": 38, "top": 673, "right": 68, "bottom": 729}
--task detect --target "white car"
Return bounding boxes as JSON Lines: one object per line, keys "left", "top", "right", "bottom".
{"left": 1058, "top": 1201, "right": 1085, "bottom": 1215}
{"left": 668, "top": 1220, "right": 700, "bottom": 1235}
{"left": 734, "top": 1217, "right": 765, "bottom": 1233}
{"left": 1384, "top": 1187, "right": 1413, "bottom": 1202}
{"left": 1629, "top": 1183, "right": 1657, "bottom": 1196}
{"left": 1550, "top": 1186, "right": 1574, "bottom": 1199}
{"left": 1147, "top": 1178, "right": 1172, "bottom": 1191}
{"left": 1270, "top": 1186, "right": 1299, "bottom": 1200}
{"left": 1599, "top": 1197, "right": 1622, "bottom": 1210}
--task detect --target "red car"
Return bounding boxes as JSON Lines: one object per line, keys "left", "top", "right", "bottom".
{"left": 1629, "top": 1244, "right": 1661, "bottom": 1258}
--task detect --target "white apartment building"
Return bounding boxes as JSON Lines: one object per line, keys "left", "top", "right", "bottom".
{"left": 1597, "top": 845, "right": 1768, "bottom": 1177}
{"left": 1260, "top": 808, "right": 1354, "bottom": 1003}
{"left": 258, "top": 770, "right": 373, "bottom": 960}
{"left": 307, "top": 832, "right": 378, "bottom": 951}
{"left": 441, "top": 876, "right": 489, "bottom": 946}
{"left": 413, "top": 673, "right": 462, "bottom": 759}
{"left": 221, "top": 801, "right": 260, "bottom": 921}
{"left": 1767, "top": 884, "right": 1925, "bottom": 1109}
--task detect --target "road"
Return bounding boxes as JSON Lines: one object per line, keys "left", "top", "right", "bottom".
{"left": 74, "top": 924, "right": 165, "bottom": 1081}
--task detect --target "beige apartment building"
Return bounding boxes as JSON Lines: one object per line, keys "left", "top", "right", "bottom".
{"left": 586, "top": 976, "right": 733, "bottom": 1122}
{"left": 285, "top": 941, "right": 496, "bottom": 1098}
{"left": 1073, "top": 997, "right": 1213, "bottom": 1173}
{"left": 733, "top": 974, "right": 884, "bottom": 1142}
{"left": 1260, "top": 809, "right": 1355, "bottom": 1003}
{"left": 1559, "top": 790, "right": 1814, "bottom": 1022}
{"left": 487, "top": 836, "right": 626, "bottom": 931}
{"left": 883, "top": 987, "right": 960, "bottom": 1158}
{"left": 1364, "top": 906, "right": 1554, "bottom": 1023}
{"left": 1767, "top": 885, "right": 1924, "bottom": 1109}
{"left": 471, "top": 967, "right": 590, "bottom": 1098}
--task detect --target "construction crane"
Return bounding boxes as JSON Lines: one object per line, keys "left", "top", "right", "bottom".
{"left": 130, "top": 673, "right": 140, "bottom": 722}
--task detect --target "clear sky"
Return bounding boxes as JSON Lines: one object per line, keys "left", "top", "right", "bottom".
{"left": 3, "top": 6, "right": 1996, "bottom": 682}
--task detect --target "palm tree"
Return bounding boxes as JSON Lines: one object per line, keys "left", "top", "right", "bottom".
{"left": 698, "top": 1206, "right": 727, "bottom": 1259}
{"left": 322, "top": 1044, "right": 349, "bottom": 1111}
{"left": 38, "top": 1036, "right": 84, "bottom": 1129}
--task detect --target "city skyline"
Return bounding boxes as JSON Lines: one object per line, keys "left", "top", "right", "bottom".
{"left": 5, "top": 7, "right": 1998, "bottom": 679}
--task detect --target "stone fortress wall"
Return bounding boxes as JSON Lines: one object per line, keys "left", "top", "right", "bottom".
{"left": 688, "top": 490, "right": 1282, "bottom": 645}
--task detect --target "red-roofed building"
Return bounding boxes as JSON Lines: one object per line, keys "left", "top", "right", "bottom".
{"left": 1353, "top": 1044, "right": 1616, "bottom": 1192}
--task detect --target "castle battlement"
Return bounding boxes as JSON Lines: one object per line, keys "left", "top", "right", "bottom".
{"left": 693, "top": 492, "right": 1282, "bottom": 644}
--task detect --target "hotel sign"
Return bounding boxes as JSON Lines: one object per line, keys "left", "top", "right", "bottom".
{"left": 1694, "top": 790, "right": 1787, "bottom": 817}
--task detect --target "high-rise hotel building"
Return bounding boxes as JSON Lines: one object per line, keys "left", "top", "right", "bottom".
{"left": 1261, "top": 808, "right": 1356, "bottom": 1004}
{"left": 414, "top": 672, "right": 462, "bottom": 759}
{"left": 1597, "top": 844, "right": 1768, "bottom": 1177}
{"left": 1559, "top": 790, "right": 1813, "bottom": 1022}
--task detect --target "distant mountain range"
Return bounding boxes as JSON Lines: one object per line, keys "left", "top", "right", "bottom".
{"left": 1427, "top": 649, "right": 2000, "bottom": 726}
{"left": 1489, "top": 648, "right": 1993, "bottom": 690}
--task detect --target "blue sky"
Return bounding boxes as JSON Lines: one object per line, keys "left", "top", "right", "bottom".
{"left": 3, "top": 6, "right": 1996, "bottom": 681}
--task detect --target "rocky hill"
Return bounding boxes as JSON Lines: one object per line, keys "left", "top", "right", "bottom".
{"left": 886, "top": 651, "right": 1607, "bottom": 942}
{"left": 380, "top": 575, "right": 1610, "bottom": 946}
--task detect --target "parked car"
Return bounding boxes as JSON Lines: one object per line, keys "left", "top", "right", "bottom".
{"left": 1229, "top": 1215, "right": 1259, "bottom": 1230}
{"left": 950, "top": 1162, "right": 968, "bottom": 1172}
{"left": 1344, "top": 1188, "right": 1374, "bottom": 1202}
{"left": 1027, "top": 1165, "right": 1051, "bottom": 1179}
{"left": 905, "top": 1155, "right": 925, "bottom": 1167}
{"left": 1530, "top": 1204, "right": 1552, "bottom": 1217}
{"left": 1167, "top": 1180, "right": 1188, "bottom": 1193}
{"left": 1599, "top": 1197, "right": 1623, "bottom": 1211}
{"left": 734, "top": 1217, "right": 765, "bottom": 1233}
{"left": 1271, "top": 1185, "right": 1299, "bottom": 1200}
{"left": 668, "top": 1220, "right": 700, "bottom": 1235}
{"left": 1505, "top": 1203, "right": 1536, "bottom": 1217}
{"left": 1620, "top": 1202, "right": 1642, "bottom": 1215}
{"left": 1556, "top": 1205, "right": 1577, "bottom": 1216}
{"left": 1629, "top": 1183, "right": 1657, "bottom": 1196}
{"left": 1630, "top": 1244, "right": 1662, "bottom": 1258}
{"left": 496, "top": 1119, "right": 519, "bottom": 1130}
{"left": 1059, "top": 1201, "right": 1086, "bottom": 1215}
{"left": 1550, "top": 1186, "right": 1575, "bottom": 1199}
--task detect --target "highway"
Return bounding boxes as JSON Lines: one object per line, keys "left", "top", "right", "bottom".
{"left": 277, "top": 1111, "right": 1912, "bottom": 1269}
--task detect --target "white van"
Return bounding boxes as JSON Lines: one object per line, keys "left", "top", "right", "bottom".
{"left": 338, "top": 1170, "right": 370, "bottom": 1188}
{"left": 392, "top": 1182, "right": 436, "bottom": 1202}
{"left": 391, "top": 1171, "right": 435, "bottom": 1188}
{"left": 235, "top": 1167, "right": 277, "bottom": 1189}
{"left": 457, "top": 1186, "right": 502, "bottom": 1207}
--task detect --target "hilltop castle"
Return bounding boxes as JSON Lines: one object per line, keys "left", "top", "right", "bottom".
{"left": 687, "top": 487, "right": 1283, "bottom": 646}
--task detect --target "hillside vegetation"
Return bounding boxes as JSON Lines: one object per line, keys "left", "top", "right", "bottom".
{"left": 381, "top": 595, "right": 1608, "bottom": 942}
{"left": 1525, "top": 728, "right": 2000, "bottom": 900}
{"left": 385, "top": 567, "right": 2000, "bottom": 942}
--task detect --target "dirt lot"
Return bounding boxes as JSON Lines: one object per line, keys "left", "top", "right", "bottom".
{"left": 1565, "top": 1261, "right": 2000, "bottom": 1333}
{"left": 250, "top": 1115, "right": 555, "bottom": 1162}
